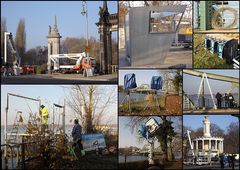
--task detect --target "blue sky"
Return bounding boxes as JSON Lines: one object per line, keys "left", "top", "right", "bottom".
{"left": 1, "top": 1, "right": 117, "bottom": 50}
{"left": 183, "top": 69, "right": 239, "bottom": 95}
{"left": 119, "top": 69, "right": 174, "bottom": 86}
{"left": 1, "top": 85, "right": 117, "bottom": 125}
{"left": 183, "top": 115, "right": 238, "bottom": 133}
{"left": 119, "top": 116, "right": 181, "bottom": 148}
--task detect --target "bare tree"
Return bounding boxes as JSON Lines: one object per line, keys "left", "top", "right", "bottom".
{"left": 65, "top": 85, "right": 116, "bottom": 133}
{"left": 15, "top": 18, "right": 26, "bottom": 64}
{"left": 119, "top": 2, "right": 129, "bottom": 24}
{"left": 224, "top": 121, "right": 239, "bottom": 153}
{"left": 191, "top": 123, "right": 224, "bottom": 139}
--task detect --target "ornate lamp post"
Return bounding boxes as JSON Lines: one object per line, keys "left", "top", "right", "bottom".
{"left": 81, "top": 1, "right": 93, "bottom": 76}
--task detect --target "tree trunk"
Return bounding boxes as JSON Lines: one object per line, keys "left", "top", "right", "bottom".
{"left": 162, "top": 116, "right": 168, "bottom": 161}
{"left": 86, "top": 86, "right": 93, "bottom": 133}
{"left": 167, "top": 142, "right": 173, "bottom": 161}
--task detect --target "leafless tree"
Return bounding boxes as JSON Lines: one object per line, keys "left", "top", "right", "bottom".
{"left": 65, "top": 85, "right": 117, "bottom": 133}
{"left": 224, "top": 121, "right": 239, "bottom": 153}
{"left": 15, "top": 18, "right": 26, "bottom": 63}
{"left": 24, "top": 46, "right": 48, "bottom": 65}
{"left": 61, "top": 36, "right": 117, "bottom": 66}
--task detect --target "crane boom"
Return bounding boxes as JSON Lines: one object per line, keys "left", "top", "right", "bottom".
{"left": 4, "top": 32, "right": 21, "bottom": 67}
{"left": 187, "top": 130, "right": 194, "bottom": 156}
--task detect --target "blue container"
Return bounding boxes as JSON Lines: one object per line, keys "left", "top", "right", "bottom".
{"left": 217, "top": 43, "right": 224, "bottom": 58}
{"left": 151, "top": 76, "right": 163, "bottom": 90}
{"left": 204, "top": 38, "right": 211, "bottom": 50}
{"left": 124, "top": 73, "right": 137, "bottom": 90}
{"left": 210, "top": 39, "right": 215, "bottom": 53}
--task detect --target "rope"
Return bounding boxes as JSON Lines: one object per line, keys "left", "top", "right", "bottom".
{"left": 211, "top": 7, "right": 238, "bottom": 30}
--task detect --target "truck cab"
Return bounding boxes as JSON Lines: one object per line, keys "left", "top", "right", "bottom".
{"left": 73, "top": 57, "right": 97, "bottom": 74}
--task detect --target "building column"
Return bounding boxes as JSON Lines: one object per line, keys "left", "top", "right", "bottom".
{"left": 107, "top": 28, "right": 112, "bottom": 74}
{"left": 220, "top": 141, "right": 222, "bottom": 152}
{"left": 219, "top": 141, "right": 221, "bottom": 152}
{"left": 209, "top": 139, "right": 211, "bottom": 150}
{"left": 202, "top": 139, "right": 204, "bottom": 151}
{"left": 48, "top": 42, "right": 52, "bottom": 73}
{"left": 99, "top": 25, "right": 105, "bottom": 74}
{"left": 215, "top": 140, "right": 217, "bottom": 150}
{"left": 196, "top": 140, "right": 198, "bottom": 150}
{"left": 221, "top": 141, "right": 223, "bottom": 153}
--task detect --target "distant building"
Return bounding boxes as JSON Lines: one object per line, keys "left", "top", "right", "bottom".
{"left": 94, "top": 124, "right": 117, "bottom": 135}
{"left": 192, "top": 116, "right": 224, "bottom": 158}
{"left": 47, "top": 16, "right": 62, "bottom": 71}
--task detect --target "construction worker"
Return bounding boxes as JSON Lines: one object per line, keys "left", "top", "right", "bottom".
{"left": 72, "top": 119, "right": 83, "bottom": 151}
{"left": 40, "top": 105, "right": 49, "bottom": 130}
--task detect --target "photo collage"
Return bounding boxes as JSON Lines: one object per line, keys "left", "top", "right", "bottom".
{"left": 1, "top": 1, "right": 239, "bottom": 169}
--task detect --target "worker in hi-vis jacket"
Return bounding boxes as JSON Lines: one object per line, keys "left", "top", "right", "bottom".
{"left": 40, "top": 105, "right": 49, "bottom": 130}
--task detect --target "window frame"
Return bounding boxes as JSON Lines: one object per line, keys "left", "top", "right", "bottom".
{"left": 148, "top": 10, "right": 184, "bottom": 34}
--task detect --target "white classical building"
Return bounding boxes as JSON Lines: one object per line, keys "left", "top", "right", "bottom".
{"left": 192, "top": 116, "right": 224, "bottom": 158}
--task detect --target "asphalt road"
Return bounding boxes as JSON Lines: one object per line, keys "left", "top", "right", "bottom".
{"left": 184, "top": 162, "right": 239, "bottom": 169}
{"left": 119, "top": 46, "right": 192, "bottom": 68}
{"left": 1, "top": 74, "right": 118, "bottom": 84}
{"left": 183, "top": 109, "right": 240, "bottom": 115}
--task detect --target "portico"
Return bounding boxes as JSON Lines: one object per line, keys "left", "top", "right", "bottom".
{"left": 192, "top": 116, "right": 224, "bottom": 157}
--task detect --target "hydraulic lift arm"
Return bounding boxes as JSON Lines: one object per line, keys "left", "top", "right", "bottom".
{"left": 4, "top": 32, "right": 21, "bottom": 67}
{"left": 187, "top": 130, "right": 194, "bottom": 156}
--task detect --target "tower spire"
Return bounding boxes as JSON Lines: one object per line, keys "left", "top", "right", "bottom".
{"left": 103, "top": 1, "right": 108, "bottom": 11}
{"left": 53, "top": 15, "right": 58, "bottom": 32}
{"left": 203, "top": 116, "right": 211, "bottom": 137}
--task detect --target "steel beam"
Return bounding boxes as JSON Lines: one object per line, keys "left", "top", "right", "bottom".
{"left": 183, "top": 70, "right": 239, "bottom": 84}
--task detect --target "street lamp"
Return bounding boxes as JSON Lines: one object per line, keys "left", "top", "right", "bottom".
{"left": 81, "top": 1, "right": 90, "bottom": 70}
{"left": 81, "top": 1, "right": 89, "bottom": 47}
{"left": 81, "top": 1, "right": 94, "bottom": 77}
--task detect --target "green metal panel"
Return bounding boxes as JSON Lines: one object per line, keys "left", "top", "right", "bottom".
{"left": 199, "top": 1, "right": 216, "bottom": 30}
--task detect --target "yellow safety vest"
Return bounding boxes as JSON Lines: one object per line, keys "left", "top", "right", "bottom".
{"left": 40, "top": 107, "right": 48, "bottom": 125}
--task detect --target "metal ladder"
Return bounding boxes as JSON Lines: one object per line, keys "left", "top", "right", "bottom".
{"left": 7, "top": 111, "right": 24, "bottom": 144}
{"left": 183, "top": 92, "right": 195, "bottom": 110}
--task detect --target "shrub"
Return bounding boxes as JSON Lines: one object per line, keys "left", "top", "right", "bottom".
{"left": 193, "top": 34, "right": 232, "bottom": 68}
{"left": 35, "top": 64, "right": 48, "bottom": 74}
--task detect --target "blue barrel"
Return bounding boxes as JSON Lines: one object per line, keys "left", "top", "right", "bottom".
{"left": 151, "top": 76, "right": 163, "bottom": 90}
{"left": 124, "top": 73, "right": 137, "bottom": 90}
{"left": 210, "top": 39, "right": 215, "bottom": 53}
{"left": 217, "top": 43, "right": 224, "bottom": 58}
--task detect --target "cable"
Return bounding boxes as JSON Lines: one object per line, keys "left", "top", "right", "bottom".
{"left": 211, "top": 7, "right": 238, "bottom": 30}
